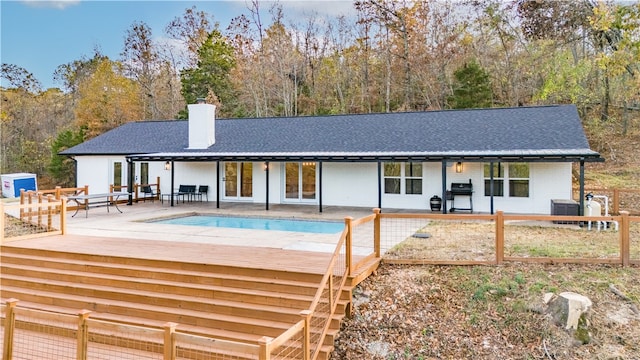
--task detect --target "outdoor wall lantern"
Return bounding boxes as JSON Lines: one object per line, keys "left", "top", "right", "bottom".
{"left": 455, "top": 162, "right": 463, "bottom": 173}
{"left": 164, "top": 161, "right": 171, "bottom": 171}
{"left": 263, "top": 162, "right": 269, "bottom": 171}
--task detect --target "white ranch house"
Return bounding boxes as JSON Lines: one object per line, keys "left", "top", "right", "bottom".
{"left": 61, "top": 103, "right": 602, "bottom": 214}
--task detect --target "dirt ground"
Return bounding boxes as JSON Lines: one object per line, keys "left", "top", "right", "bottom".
{"left": 332, "top": 263, "right": 640, "bottom": 360}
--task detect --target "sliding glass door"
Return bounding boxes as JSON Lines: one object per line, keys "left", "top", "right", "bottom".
{"left": 224, "top": 162, "right": 253, "bottom": 199}
{"left": 285, "top": 162, "right": 316, "bottom": 202}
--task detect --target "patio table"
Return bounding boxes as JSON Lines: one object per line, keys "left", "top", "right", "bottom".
{"left": 67, "top": 192, "right": 127, "bottom": 218}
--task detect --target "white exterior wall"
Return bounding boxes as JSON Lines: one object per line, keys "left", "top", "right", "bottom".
{"left": 465, "top": 162, "right": 573, "bottom": 214}
{"left": 322, "top": 163, "right": 379, "bottom": 208}
{"left": 530, "top": 162, "right": 574, "bottom": 212}
{"left": 164, "top": 162, "right": 217, "bottom": 198}
{"left": 75, "top": 157, "right": 574, "bottom": 214}
{"left": 76, "top": 156, "right": 121, "bottom": 193}
{"left": 251, "top": 162, "right": 280, "bottom": 203}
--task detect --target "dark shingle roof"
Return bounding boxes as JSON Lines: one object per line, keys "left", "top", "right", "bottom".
{"left": 61, "top": 105, "right": 601, "bottom": 162}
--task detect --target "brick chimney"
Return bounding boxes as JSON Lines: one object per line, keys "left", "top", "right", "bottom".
{"left": 187, "top": 99, "right": 216, "bottom": 149}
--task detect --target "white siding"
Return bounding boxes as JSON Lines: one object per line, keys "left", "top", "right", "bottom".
{"left": 253, "top": 161, "right": 280, "bottom": 203}
{"left": 165, "top": 162, "right": 217, "bottom": 199}
{"left": 322, "top": 163, "right": 378, "bottom": 208}
{"left": 76, "top": 156, "right": 121, "bottom": 193}
{"left": 75, "top": 157, "right": 574, "bottom": 214}
{"left": 471, "top": 162, "right": 573, "bottom": 214}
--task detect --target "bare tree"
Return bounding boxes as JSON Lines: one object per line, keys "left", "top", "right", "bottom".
{"left": 122, "top": 21, "right": 163, "bottom": 119}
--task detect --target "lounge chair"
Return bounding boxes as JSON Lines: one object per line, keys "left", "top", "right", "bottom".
{"left": 141, "top": 185, "right": 157, "bottom": 202}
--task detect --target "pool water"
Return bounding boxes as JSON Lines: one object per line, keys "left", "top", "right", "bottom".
{"left": 151, "top": 215, "right": 345, "bottom": 234}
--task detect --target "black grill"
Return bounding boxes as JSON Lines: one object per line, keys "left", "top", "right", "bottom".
{"left": 447, "top": 180, "right": 473, "bottom": 212}
{"left": 450, "top": 182, "right": 473, "bottom": 195}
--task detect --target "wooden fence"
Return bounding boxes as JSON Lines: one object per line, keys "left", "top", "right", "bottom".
{"left": 0, "top": 197, "right": 66, "bottom": 242}
{"left": 1, "top": 299, "right": 272, "bottom": 360}
{"left": 373, "top": 210, "right": 639, "bottom": 267}
{"left": 18, "top": 179, "right": 161, "bottom": 210}
{"left": 110, "top": 176, "right": 161, "bottom": 203}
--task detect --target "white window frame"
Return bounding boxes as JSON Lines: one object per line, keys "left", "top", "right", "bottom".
{"left": 384, "top": 162, "right": 423, "bottom": 195}
{"left": 484, "top": 162, "right": 529, "bottom": 198}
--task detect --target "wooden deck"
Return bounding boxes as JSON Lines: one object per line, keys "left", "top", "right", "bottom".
{"left": 1, "top": 233, "right": 380, "bottom": 360}
{"left": 2, "top": 234, "right": 340, "bottom": 275}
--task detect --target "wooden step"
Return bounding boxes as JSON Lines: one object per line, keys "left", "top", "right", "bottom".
{"left": 0, "top": 252, "right": 322, "bottom": 295}
{"left": 0, "top": 263, "right": 314, "bottom": 309}
{"left": 0, "top": 246, "right": 324, "bottom": 283}
{"left": 0, "top": 274, "right": 306, "bottom": 324}
{"left": 0, "top": 244, "right": 356, "bottom": 360}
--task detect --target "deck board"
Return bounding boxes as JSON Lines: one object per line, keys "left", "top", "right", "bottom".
{"left": 1, "top": 235, "right": 346, "bottom": 275}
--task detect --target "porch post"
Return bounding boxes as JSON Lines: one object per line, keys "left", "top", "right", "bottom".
{"left": 318, "top": 161, "right": 323, "bottom": 213}
{"left": 216, "top": 161, "right": 220, "bottom": 209}
{"left": 490, "top": 161, "right": 495, "bottom": 215}
{"left": 377, "top": 161, "right": 382, "bottom": 209}
{"left": 579, "top": 159, "right": 585, "bottom": 215}
{"left": 265, "top": 161, "right": 269, "bottom": 211}
{"left": 170, "top": 160, "right": 175, "bottom": 207}
{"left": 127, "top": 158, "right": 134, "bottom": 205}
{"left": 441, "top": 160, "right": 447, "bottom": 214}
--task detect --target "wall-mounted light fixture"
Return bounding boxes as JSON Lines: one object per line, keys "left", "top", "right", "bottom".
{"left": 164, "top": 161, "right": 171, "bottom": 171}
{"left": 263, "top": 162, "right": 269, "bottom": 171}
{"left": 455, "top": 162, "right": 463, "bottom": 173}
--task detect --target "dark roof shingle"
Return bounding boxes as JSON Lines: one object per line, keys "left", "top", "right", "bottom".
{"left": 61, "top": 105, "right": 600, "bottom": 161}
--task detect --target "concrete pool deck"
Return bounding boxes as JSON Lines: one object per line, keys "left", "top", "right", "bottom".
{"left": 61, "top": 201, "right": 381, "bottom": 254}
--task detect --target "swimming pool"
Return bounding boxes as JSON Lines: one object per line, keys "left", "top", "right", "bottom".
{"left": 151, "top": 215, "right": 345, "bottom": 234}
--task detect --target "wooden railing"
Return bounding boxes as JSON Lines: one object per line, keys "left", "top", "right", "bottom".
{"left": 131, "top": 177, "right": 161, "bottom": 202}
{"left": 19, "top": 180, "right": 162, "bottom": 209}
{"left": 1, "top": 197, "right": 67, "bottom": 243}
{"left": 305, "top": 224, "right": 350, "bottom": 360}
{"left": 110, "top": 177, "right": 161, "bottom": 202}
{"left": 29, "top": 185, "right": 89, "bottom": 199}
{"left": 1, "top": 299, "right": 266, "bottom": 360}
{"left": 374, "top": 210, "right": 638, "bottom": 267}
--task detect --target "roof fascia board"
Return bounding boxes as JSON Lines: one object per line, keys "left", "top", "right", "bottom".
{"left": 125, "top": 154, "right": 603, "bottom": 163}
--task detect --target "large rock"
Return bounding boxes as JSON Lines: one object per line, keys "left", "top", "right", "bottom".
{"left": 544, "top": 292, "right": 592, "bottom": 344}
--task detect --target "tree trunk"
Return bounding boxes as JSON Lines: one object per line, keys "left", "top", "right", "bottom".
{"left": 601, "top": 72, "right": 610, "bottom": 121}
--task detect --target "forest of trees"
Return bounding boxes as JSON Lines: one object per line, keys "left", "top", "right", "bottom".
{"left": 1, "top": 0, "right": 639, "bottom": 187}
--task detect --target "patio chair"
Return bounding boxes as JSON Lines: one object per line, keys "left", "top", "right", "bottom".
{"left": 177, "top": 185, "right": 197, "bottom": 202}
{"left": 141, "top": 185, "right": 157, "bottom": 202}
{"left": 196, "top": 185, "right": 209, "bottom": 202}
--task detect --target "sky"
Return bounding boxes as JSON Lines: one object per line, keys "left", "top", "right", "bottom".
{"left": 0, "top": 0, "right": 357, "bottom": 90}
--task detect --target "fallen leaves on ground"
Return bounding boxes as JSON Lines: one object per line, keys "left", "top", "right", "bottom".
{"left": 332, "top": 263, "right": 640, "bottom": 360}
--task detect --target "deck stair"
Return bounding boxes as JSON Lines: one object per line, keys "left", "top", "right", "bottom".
{"left": 0, "top": 245, "right": 353, "bottom": 360}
